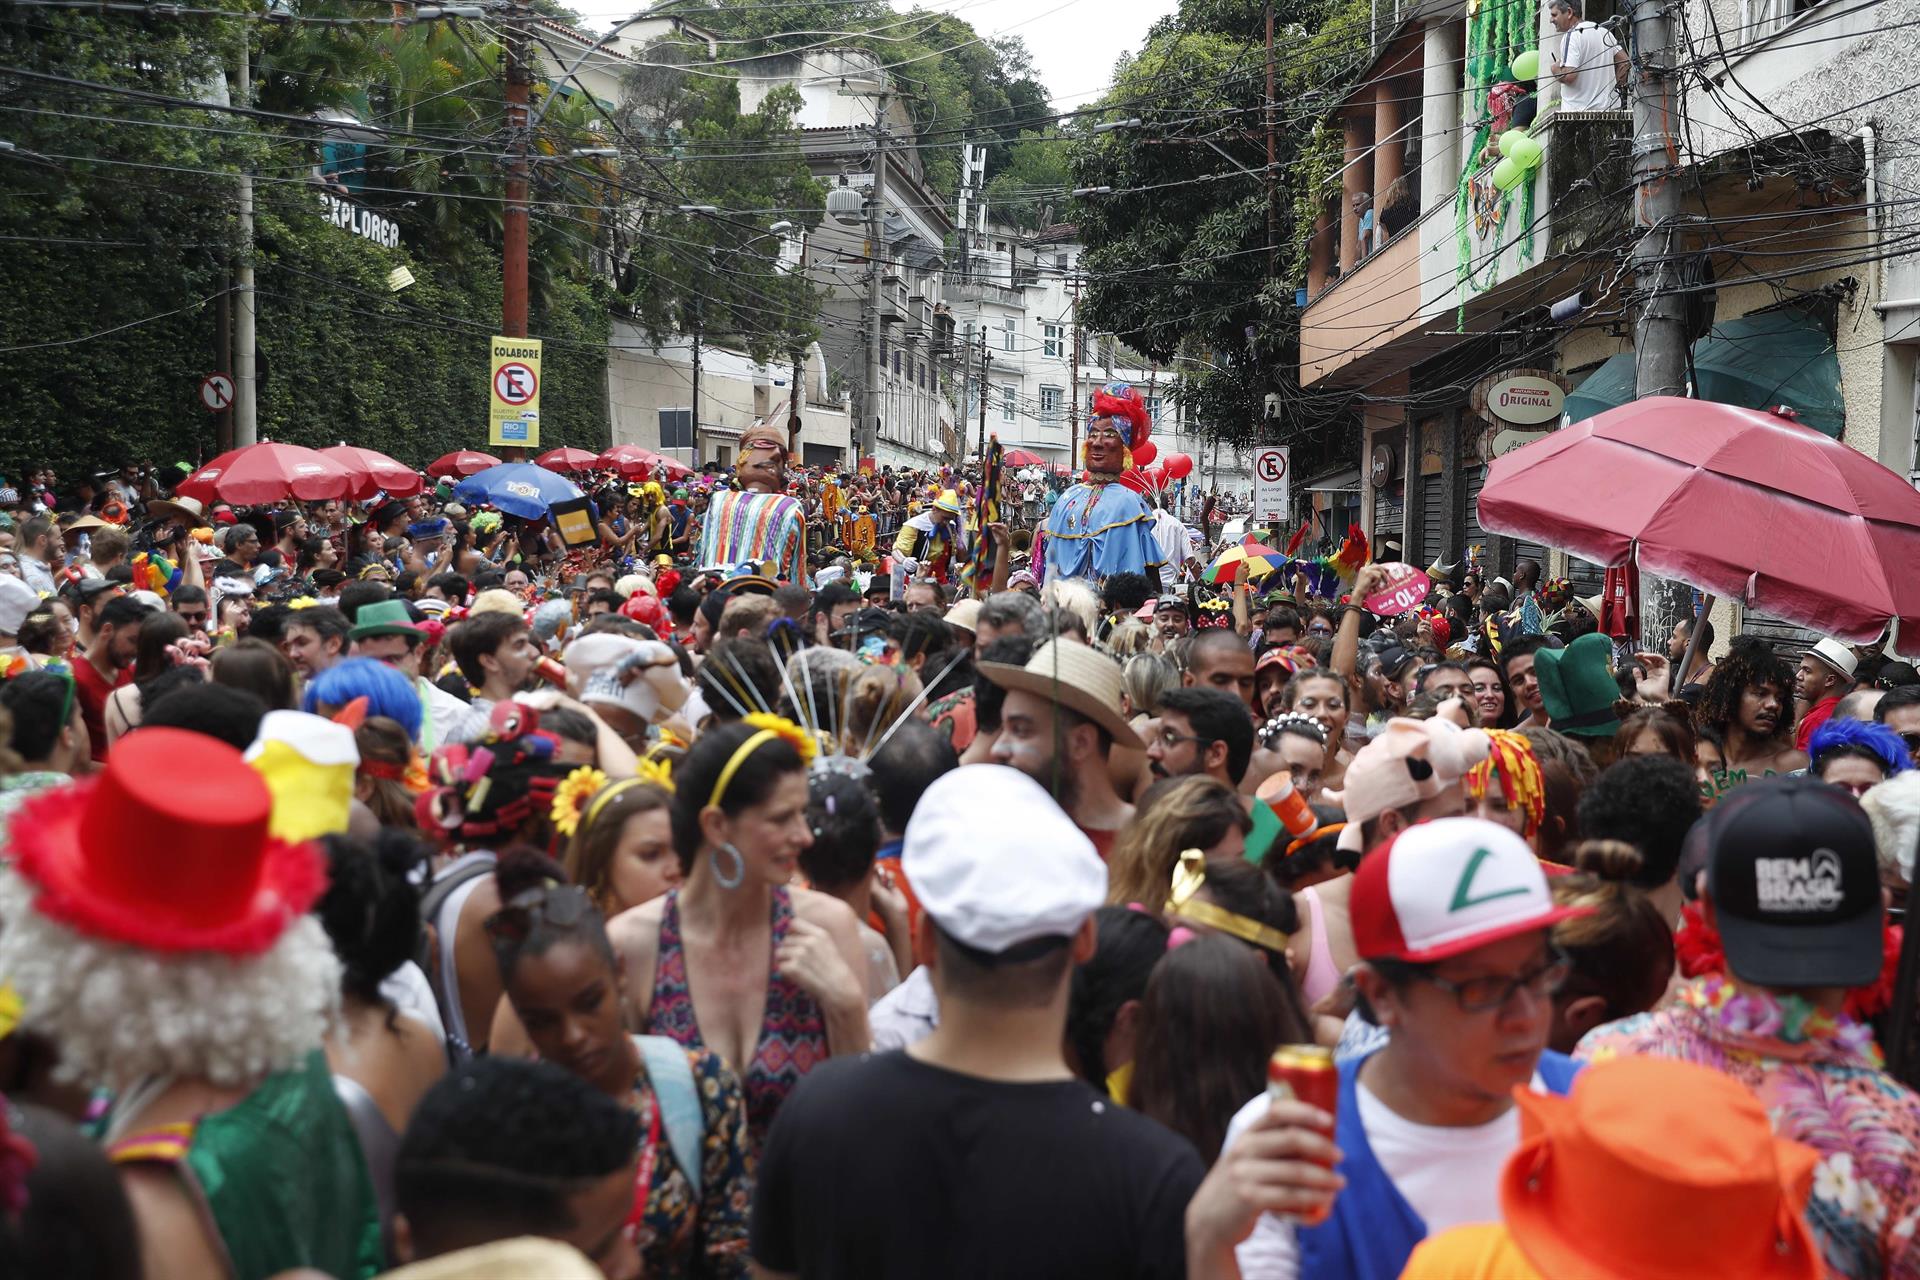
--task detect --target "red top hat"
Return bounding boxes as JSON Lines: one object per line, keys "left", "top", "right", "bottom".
{"left": 6, "top": 728, "right": 327, "bottom": 956}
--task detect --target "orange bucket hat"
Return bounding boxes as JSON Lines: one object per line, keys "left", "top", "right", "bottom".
{"left": 1500, "top": 1056, "right": 1823, "bottom": 1280}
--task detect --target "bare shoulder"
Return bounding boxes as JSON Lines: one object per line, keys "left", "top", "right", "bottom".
{"left": 609, "top": 897, "right": 668, "bottom": 959}
{"left": 122, "top": 1164, "right": 226, "bottom": 1280}
{"left": 792, "top": 887, "right": 861, "bottom": 939}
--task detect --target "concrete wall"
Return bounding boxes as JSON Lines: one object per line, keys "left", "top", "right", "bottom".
{"left": 606, "top": 321, "right": 852, "bottom": 465}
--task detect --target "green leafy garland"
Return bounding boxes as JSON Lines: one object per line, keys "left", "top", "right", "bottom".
{"left": 1452, "top": 0, "right": 1538, "bottom": 326}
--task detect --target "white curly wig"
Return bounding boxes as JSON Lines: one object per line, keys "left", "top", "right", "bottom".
{"left": 0, "top": 865, "right": 341, "bottom": 1090}
{"left": 1041, "top": 577, "right": 1101, "bottom": 642}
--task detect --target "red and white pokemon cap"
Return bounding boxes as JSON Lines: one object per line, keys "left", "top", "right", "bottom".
{"left": 1351, "top": 818, "right": 1592, "bottom": 963}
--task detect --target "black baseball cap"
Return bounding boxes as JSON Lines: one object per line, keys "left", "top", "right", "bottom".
{"left": 1375, "top": 645, "right": 1419, "bottom": 681}
{"left": 835, "top": 606, "right": 893, "bottom": 639}
{"left": 1706, "top": 776, "right": 1883, "bottom": 988}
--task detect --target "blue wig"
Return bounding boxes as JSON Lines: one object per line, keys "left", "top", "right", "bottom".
{"left": 1809, "top": 716, "right": 1912, "bottom": 780}
{"left": 302, "top": 656, "right": 423, "bottom": 743}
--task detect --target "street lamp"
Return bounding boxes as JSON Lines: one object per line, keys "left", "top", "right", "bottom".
{"left": 677, "top": 204, "right": 719, "bottom": 214}
{"left": 1071, "top": 186, "right": 1112, "bottom": 197}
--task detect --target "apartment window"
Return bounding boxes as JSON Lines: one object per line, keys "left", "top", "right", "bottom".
{"left": 1003, "top": 317, "right": 1017, "bottom": 352}
{"left": 892, "top": 350, "right": 902, "bottom": 377}
{"left": 1043, "top": 323, "right": 1063, "bottom": 358}
{"left": 1040, "top": 385, "right": 1063, "bottom": 422}
{"left": 1054, "top": 252, "right": 1069, "bottom": 271}
{"left": 1001, "top": 385, "right": 1017, "bottom": 423}
{"left": 658, "top": 408, "right": 694, "bottom": 450}
{"left": 1146, "top": 395, "right": 1163, "bottom": 425}
{"left": 916, "top": 361, "right": 925, "bottom": 388}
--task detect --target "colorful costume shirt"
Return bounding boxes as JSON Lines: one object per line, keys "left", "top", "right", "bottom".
{"left": 698, "top": 490, "right": 807, "bottom": 586}
{"left": 1579, "top": 975, "right": 1920, "bottom": 1280}
{"left": 1042, "top": 478, "right": 1163, "bottom": 583}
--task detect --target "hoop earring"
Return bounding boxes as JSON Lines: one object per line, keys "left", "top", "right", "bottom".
{"left": 711, "top": 842, "right": 745, "bottom": 890}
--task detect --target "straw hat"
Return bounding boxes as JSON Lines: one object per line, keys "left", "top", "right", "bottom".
{"left": 943, "top": 598, "right": 981, "bottom": 634}
{"left": 979, "top": 639, "right": 1142, "bottom": 750}
{"left": 1500, "top": 1056, "right": 1821, "bottom": 1280}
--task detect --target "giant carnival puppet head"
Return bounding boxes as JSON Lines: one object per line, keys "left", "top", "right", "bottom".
{"left": 737, "top": 419, "right": 793, "bottom": 494}
{"left": 1085, "top": 383, "right": 1152, "bottom": 478}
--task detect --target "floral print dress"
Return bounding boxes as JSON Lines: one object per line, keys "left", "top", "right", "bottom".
{"left": 1579, "top": 975, "right": 1920, "bottom": 1280}
{"left": 629, "top": 1043, "right": 755, "bottom": 1280}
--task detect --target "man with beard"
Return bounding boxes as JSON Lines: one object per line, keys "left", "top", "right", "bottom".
{"left": 1146, "top": 686, "right": 1253, "bottom": 789}
{"left": 981, "top": 639, "right": 1142, "bottom": 861}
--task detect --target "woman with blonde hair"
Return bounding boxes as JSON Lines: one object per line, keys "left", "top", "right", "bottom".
{"left": 1122, "top": 651, "right": 1178, "bottom": 732}
{"left": 1106, "top": 775, "right": 1252, "bottom": 909}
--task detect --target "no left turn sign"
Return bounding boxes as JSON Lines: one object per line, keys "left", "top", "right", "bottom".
{"left": 199, "top": 372, "right": 235, "bottom": 413}
{"left": 494, "top": 362, "right": 538, "bottom": 406}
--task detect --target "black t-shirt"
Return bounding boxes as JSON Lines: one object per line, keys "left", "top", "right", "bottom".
{"left": 751, "top": 1050, "right": 1204, "bottom": 1280}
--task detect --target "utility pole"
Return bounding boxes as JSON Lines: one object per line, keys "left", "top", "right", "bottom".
{"left": 861, "top": 103, "right": 891, "bottom": 465}
{"left": 1264, "top": 1, "right": 1278, "bottom": 277}
{"left": 502, "top": 0, "right": 532, "bottom": 339}
{"left": 233, "top": 27, "right": 257, "bottom": 445}
{"left": 1630, "top": 0, "right": 1685, "bottom": 398}
{"left": 216, "top": 267, "right": 233, "bottom": 454}
{"left": 1068, "top": 272, "right": 1082, "bottom": 470}
{"left": 958, "top": 321, "right": 973, "bottom": 468}
{"left": 690, "top": 313, "right": 701, "bottom": 459}
{"left": 977, "top": 326, "right": 991, "bottom": 461}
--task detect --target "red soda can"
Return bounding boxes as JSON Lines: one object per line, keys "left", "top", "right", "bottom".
{"left": 535, "top": 655, "right": 569, "bottom": 689}
{"left": 1266, "top": 1043, "right": 1337, "bottom": 1226}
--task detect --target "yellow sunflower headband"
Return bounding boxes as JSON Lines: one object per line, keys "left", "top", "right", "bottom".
{"left": 1164, "top": 850, "right": 1291, "bottom": 952}
{"left": 562, "top": 759, "right": 677, "bottom": 840}
{"left": 709, "top": 713, "right": 817, "bottom": 809}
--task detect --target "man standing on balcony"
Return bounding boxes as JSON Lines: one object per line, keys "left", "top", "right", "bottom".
{"left": 1546, "top": 0, "right": 1627, "bottom": 112}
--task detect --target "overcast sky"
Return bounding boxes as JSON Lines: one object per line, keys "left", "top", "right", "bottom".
{"left": 570, "top": 0, "right": 1176, "bottom": 110}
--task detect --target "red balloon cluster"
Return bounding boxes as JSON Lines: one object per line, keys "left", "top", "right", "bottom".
{"left": 1118, "top": 450, "right": 1194, "bottom": 494}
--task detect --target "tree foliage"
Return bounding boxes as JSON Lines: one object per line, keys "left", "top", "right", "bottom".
{"left": 1069, "top": 0, "right": 1377, "bottom": 456}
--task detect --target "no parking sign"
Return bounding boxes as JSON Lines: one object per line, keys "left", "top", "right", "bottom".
{"left": 1252, "top": 446, "right": 1290, "bottom": 524}
{"left": 489, "top": 336, "right": 542, "bottom": 447}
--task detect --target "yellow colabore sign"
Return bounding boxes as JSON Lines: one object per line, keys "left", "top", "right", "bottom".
{"left": 489, "top": 335, "right": 543, "bottom": 448}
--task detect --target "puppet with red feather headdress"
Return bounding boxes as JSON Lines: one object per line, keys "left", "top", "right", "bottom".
{"left": 1039, "top": 382, "right": 1165, "bottom": 583}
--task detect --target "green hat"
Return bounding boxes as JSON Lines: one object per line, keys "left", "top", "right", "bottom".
{"left": 1534, "top": 632, "right": 1620, "bottom": 738}
{"left": 348, "top": 599, "right": 422, "bottom": 642}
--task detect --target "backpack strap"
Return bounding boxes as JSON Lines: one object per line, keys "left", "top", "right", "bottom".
{"left": 634, "top": 1035, "right": 705, "bottom": 1201}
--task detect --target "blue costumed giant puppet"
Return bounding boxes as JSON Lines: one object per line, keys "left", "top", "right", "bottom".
{"left": 1040, "top": 383, "right": 1164, "bottom": 584}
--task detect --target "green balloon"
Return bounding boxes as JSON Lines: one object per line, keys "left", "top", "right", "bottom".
{"left": 1512, "top": 48, "right": 1541, "bottom": 80}
{"left": 1498, "top": 127, "right": 1530, "bottom": 158}
{"left": 1490, "top": 156, "right": 1525, "bottom": 192}
{"left": 1508, "top": 133, "right": 1546, "bottom": 170}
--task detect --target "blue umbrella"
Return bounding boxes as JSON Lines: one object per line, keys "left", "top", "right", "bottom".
{"left": 452, "top": 462, "right": 585, "bottom": 520}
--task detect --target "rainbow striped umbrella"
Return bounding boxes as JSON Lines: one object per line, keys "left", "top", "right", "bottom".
{"left": 1205, "top": 535, "right": 1286, "bottom": 584}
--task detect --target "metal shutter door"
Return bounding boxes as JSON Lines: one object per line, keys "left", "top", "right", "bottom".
{"left": 1421, "top": 472, "right": 1446, "bottom": 565}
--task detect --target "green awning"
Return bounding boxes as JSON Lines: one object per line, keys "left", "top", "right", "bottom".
{"left": 1562, "top": 307, "right": 1845, "bottom": 438}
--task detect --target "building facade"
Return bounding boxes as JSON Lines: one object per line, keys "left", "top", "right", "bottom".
{"left": 1293, "top": 0, "right": 1906, "bottom": 648}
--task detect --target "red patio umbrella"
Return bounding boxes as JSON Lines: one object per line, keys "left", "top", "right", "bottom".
{"left": 535, "top": 447, "right": 600, "bottom": 473}
{"left": 176, "top": 442, "right": 353, "bottom": 506}
{"left": 319, "top": 445, "right": 423, "bottom": 501}
{"left": 1475, "top": 396, "right": 1920, "bottom": 644}
{"left": 1003, "top": 448, "right": 1048, "bottom": 467}
{"left": 597, "top": 444, "right": 653, "bottom": 479}
{"left": 426, "top": 449, "right": 502, "bottom": 479}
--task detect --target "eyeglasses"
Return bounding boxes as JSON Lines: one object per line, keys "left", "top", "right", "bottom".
{"left": 1153, "top": 726, "right": 1212, "bottom": 750}
{"left": 483, "top": 883, "right": 594, "bottom": 946}
{"left": 1408, "top": 949, "right": 1570, "bottom": 1013}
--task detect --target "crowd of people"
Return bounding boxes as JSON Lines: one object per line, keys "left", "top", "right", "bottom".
{"left": 0, "top": 429, "right": 1916, "bottom": 1280}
